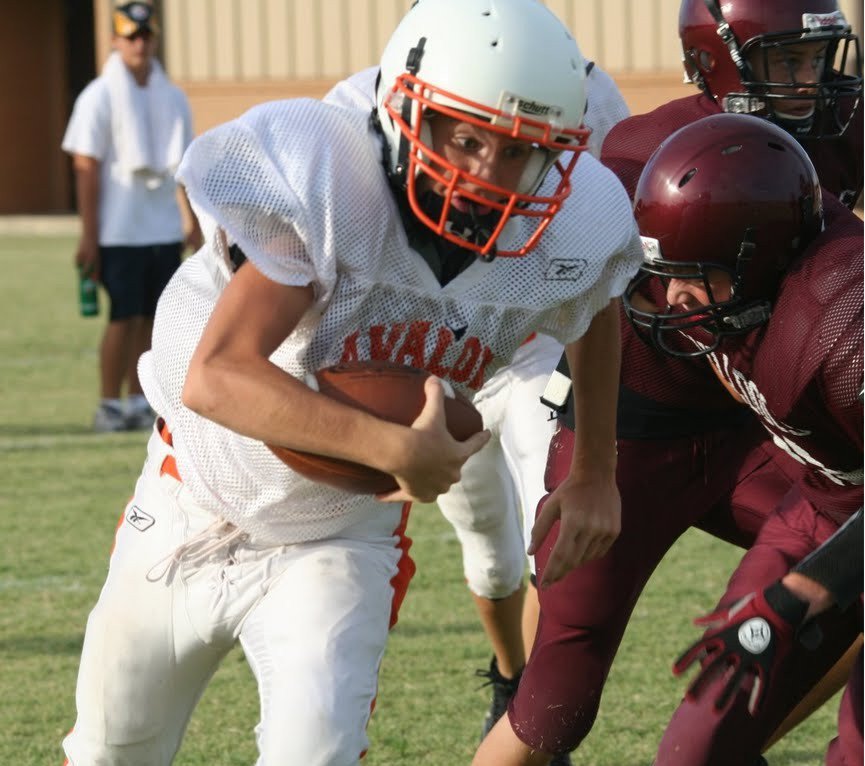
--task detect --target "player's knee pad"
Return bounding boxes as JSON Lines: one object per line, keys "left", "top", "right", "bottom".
{"left": 465, "top": 562, "right": 525, "bottom": 600}
{"left": 442, "top": 499, "right": 526, "bottom": 598}
{"left": 462, "top": 540, "right": 526, "bottom": 599}
{"left": 447, "top": 507, "right": 526, "bottom": 598}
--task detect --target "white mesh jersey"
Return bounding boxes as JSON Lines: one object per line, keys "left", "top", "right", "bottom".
{"left": 140, "top": 96, "right": 641, "bottom": 545}
{"left": 582, "top": 63, "right": 631, "bottom": 158}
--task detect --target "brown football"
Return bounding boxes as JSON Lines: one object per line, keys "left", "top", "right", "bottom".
{"left": 267, "top": 361, "right": 484, "bottom": 494}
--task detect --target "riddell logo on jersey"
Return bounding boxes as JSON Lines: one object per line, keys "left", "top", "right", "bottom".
{"left": 340, "top": 321, "right": 495, "bottom": 391}
{"left": 126, "top": 505, "right": 155, "bottom": 532}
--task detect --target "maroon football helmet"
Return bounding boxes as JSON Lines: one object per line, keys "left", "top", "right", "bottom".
{"left": 623, "top": 113, "right": 823, "bottom": 358}
{"left": 679, "top": 0, "right": 862, "bottom": 137}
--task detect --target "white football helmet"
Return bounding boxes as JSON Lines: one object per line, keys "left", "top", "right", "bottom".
{"left": 376, "top": 0, "right": 590, "bottom": 258}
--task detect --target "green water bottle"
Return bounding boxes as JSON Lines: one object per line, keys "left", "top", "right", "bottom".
{"left": 78, "top": 268, "right": 100, "bottom": 317}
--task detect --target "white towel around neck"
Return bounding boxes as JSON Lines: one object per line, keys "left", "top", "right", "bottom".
{"left": 103, "top": 51, "right": 187, "bottom": 189}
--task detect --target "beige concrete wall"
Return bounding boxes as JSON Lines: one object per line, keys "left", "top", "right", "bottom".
{"left": 163, "top": 0, "right": 694, "bottom": 134}
{"left": 158, "top": 0, "right": 862, "bottom": 81}
{"left": 93, "top": 0, "right": 862, "bottom": 135}
{"left": 180, "top": 73, "right": 689, "bottom": 136}
{"left": 161, "top": 0, "right": 686, "bottom": 81}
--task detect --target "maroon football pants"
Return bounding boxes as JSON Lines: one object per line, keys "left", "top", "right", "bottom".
{"left": 509, "top": 422, "right": 862, "bottom": 762}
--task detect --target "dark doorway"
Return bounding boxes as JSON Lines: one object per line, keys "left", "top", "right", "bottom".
{"left": 0, "top": 2, "right": 80, "bottom": 212}
{"left": 65, "top": 2, "right": 96, "bottom": 105}
{"left": 63, "top": 2, "right": 97, "bottom": 210}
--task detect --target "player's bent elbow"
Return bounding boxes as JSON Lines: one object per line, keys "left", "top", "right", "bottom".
{"left": 182, "top": 359, "right": 220, "bottom": 418}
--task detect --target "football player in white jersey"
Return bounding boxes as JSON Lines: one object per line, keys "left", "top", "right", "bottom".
{"left": 324, "top": 61, "right": 631, "bottom": 763}
{"left": 62, "top": 1, "right": 642, "bottom": 763}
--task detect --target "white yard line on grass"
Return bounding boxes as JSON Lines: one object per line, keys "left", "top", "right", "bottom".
{"left": 0, "top": 432, "right": 149, "bottom": 452}
{"left": 0, "top": 575, "right": 87, "bottom": 592}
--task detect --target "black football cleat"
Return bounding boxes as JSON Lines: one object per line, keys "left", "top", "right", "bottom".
{"left": 476, "top": 655, "right": 522, "bottom": 740}
{"left": 475, "top": 656, "right": 575, "bottom": 765}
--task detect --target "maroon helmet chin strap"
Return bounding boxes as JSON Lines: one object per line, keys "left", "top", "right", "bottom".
{"left": 702, "top": 0, "right": 752, "bottom": 83}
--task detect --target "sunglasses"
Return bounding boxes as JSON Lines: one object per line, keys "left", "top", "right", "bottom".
{"left": 123, "top": 27, "right": 153, "bottom": 42}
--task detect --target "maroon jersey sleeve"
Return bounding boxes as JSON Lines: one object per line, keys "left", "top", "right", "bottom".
{"left": 600, "top": 94, "right": 720, "bottom": 199}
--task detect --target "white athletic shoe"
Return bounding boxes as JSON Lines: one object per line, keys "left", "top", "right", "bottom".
{"left": 93, "top": 402, "right": 129, "bottom": 433}
{"left": 126, "top": 403, "right": 156, "bottom": 431}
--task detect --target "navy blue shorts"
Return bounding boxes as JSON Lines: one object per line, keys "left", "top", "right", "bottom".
{"left": 99, "top": 243, "right": 182, "bottom": 321}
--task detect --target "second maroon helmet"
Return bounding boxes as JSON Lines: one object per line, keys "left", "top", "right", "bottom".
{"left": 679, "top": 0, "right": 861, "bottom": 137}
{"left": 624, "top": 113, "right": 823, "bottom": 357}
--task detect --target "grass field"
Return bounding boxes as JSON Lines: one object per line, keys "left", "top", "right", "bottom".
{"left": 0, "top": 233, "right": 843, "bottom": 765}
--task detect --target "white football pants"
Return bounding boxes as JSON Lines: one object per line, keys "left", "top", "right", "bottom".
{"left": 63, "top": 428, "right": 410, "bottom": 766}
{"left": 437, "top": 333, "right": 561, "bottom": 598}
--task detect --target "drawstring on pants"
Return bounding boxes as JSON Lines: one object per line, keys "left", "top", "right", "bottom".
{"left": 146, "top": 520, "right": 248, "bottom": 584}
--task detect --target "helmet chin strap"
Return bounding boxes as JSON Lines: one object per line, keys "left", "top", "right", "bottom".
{"left": 721, "top": 96, "right": 817, "bottom": 136}
{"left": 726, "top": 227, "right": 773, "bottom": 331}
{"left": 773, "top": 109, "right": 817, "bottom": 135}
{"left": 702, "top": 0, "right": 751, "bottom": 83}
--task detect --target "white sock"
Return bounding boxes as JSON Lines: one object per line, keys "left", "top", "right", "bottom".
{"left": 127, "top": 394, "right": 151, "bottom": 413}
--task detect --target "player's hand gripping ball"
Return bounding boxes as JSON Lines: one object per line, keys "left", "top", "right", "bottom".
{"left": 267, "top": 361, "right": 483, "bottom": 494}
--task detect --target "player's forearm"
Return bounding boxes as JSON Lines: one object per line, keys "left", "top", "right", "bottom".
{"left": 564, "top": 299, "right": 619, "bottom": 477}
{"left": 183, "top": 349, "right": 416, "bottom": 472}
{"left": 780, "top": 573, "right": 835, "bottom": 620}
{"left": 72, "top": 156, "right": 100, "bottom": 245}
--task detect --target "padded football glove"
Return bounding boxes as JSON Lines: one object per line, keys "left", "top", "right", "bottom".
{"left": 673, "top": 582, "right": 809, "bottom": 715}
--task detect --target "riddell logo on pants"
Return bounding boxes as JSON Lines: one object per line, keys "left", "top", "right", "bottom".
{"left": 126, "top": 505, "right": 155, "bottom": 531}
